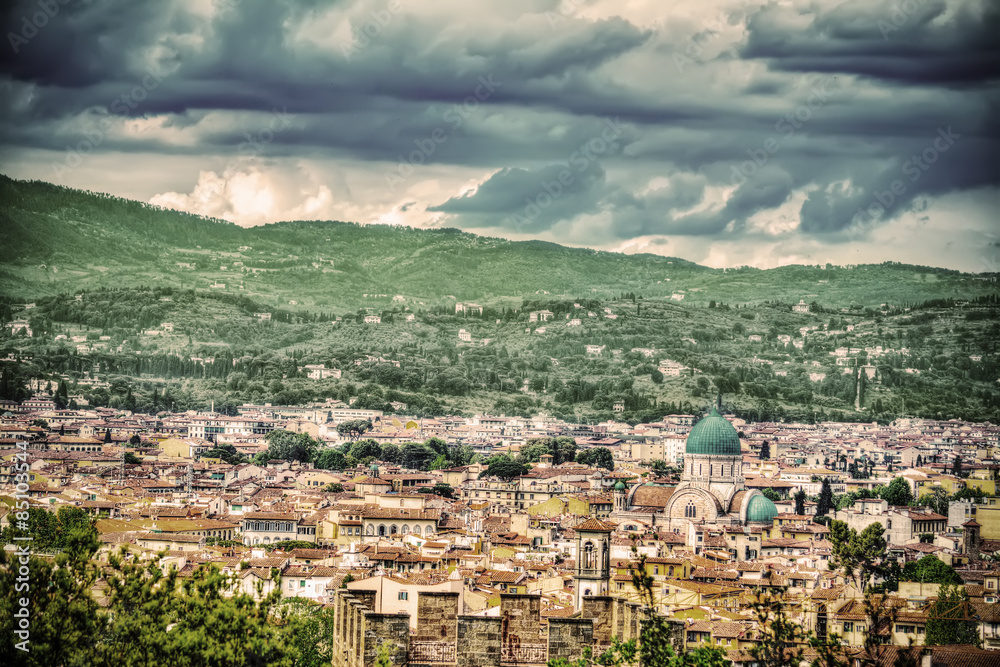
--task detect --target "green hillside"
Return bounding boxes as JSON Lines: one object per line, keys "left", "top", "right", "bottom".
{"left": 1, "top": 175, "right": 994, "bottom": 311}
{"left": 1, "top": 175, "right": 998, "bottom": 424}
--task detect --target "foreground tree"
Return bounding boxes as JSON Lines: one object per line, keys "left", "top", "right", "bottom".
{"left": 900, "top": 555, "right": 963, "bottom": 586}
{"left": 925, "top": 584, "right": 980, "bottom": 647}
{"left": 748, "top": 588, "right": 806, "bottom": 667}
{"left": 817, "top": 478, "right": 834, "bottom": 516}
{"left": 829, "top": 520, "right": 889, "bottom": 592}
{"left": 1, "top": 524, "right": 304, "bottom": 666}
{"left": 0, "top": 526, "right": 104, "bottom": 667}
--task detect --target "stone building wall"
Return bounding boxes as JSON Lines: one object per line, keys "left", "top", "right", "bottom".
{"left": 580, "top": 595, "right": 642, "bottom": 648}
{"left": 414, "top": 591, "right": 460, "bottom": 643}
{"left": 548, "top": 618, "right": 594, "bottom": 663}
{"left": 334, "top": 590, "right": 624, "bottom": 667}
{"left": 456, "top": 616, "right": 502, "bottom": 667}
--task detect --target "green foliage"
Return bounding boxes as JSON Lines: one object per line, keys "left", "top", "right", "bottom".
{"left": 953, "top": 486, "right": 987, "bottom": 502}
{"left": 877, "top": 476, "right": 914, "bottom": 506}
{"left": 313, "top": 448, "right": 347, "bottom": 470}
{"left": 431, "top": 482, "right": 454, "bottom": 498}
{"left": 400, "top": 442, "right": 436, "bottom": 470}
{"left": 916, "top": 486, "right": 950, "bottom": 516}
{"left": 0, "top": 524, "right": 105, "bottom": 667}
{"left": 348, "top": 438, "right": 382, "bottom": 461}
{"left": 900, "top": 555, "right": 963, "bottom": 585}
{"left": 0, "top": 506, "right": 95, "bottom": 552}
{"left": 258, "top": 430, "right": 319, "bottom": 463}
{"left": 322, "top": 482, "right": 345, "bottom": 492}
{"left": 762, "top": 488, "right": 781, "bottom": 502}
{"left": 337, "top": 419, "right": 373, "bottom": 441}
{"left": 262, "top": 540, "right": 317, "bottom": 552}
{"left": 123, "top": 451, "right": 142, "bottom": 464}
{"left": 576, "top": 447, "right": 614, "bottom": 471}
{"left": 748, "top": 588, "right": 807, "bottom": 667}
{"left": 829, "top": 520, "right": 889, "bottom": 592}
{"left": 794, "top": 489, "right": 806, "bottom": 515}
{"left": 925, "top": 584, "right": 980, "bottom": 647}
{"left": 199, "top": 443, "right": 247, "bottom": 464}
{"left": 817, "top": 478, "right": 834, "bottom": 516}
{"left": 488, "top": 460, "right": 531, "bottom": 481}
{"left": 279, "top": 598, "right": 337, "bottom": 667}
{"left": 518, "top": 436, "right": 578, "bottom": 465}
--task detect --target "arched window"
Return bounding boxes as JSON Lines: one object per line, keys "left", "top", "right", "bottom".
{"left": 402, "top": 524, "right": 410, "bottom": 534}
{"left": 668, "top": 566, "right": 675, "bottom": 576}
{"left": 390, "top": 524, "right": 398, "bottom": 535}
{"left": 378, "top": 524, "right": 386, "bottom": 537}
{"left": 366, "top": 524, "right": 374, "bottom": 535}
{"left": 583, "top": 541, "right": 596, "bottom": 570}
{"left": 685, "top": 503, "right": 696, "bottom": 518}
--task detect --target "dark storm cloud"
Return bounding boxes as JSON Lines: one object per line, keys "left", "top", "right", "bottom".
{"left": 742, "top": 0, "right": 1000, "bottom": 86}
{"left": 0, "top": 0, "right": 997, "bottom": 259}
{"left": 429, "top": 158, "right": 607, "bottom": 233}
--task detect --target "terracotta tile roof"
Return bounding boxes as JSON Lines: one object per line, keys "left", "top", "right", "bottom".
{"left": 573, "top": 517, "right": 615, "bottom": 532}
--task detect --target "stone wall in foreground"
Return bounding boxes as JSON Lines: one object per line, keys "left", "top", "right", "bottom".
{"left": 332, "top": 591, "right": 636, "bottom": 667}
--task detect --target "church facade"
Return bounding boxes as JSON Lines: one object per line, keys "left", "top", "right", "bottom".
{"left": 616, "top": 408, "right": 778, "bottom": 531}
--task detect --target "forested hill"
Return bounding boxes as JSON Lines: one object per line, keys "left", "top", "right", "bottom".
{"left": 0, "top": 175, "right": 994, "bottom": 311}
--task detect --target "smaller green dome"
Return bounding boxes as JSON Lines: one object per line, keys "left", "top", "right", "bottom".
{"left": 746, "top": 494, "right": 778, "bottom": 523}
{"left": 614, "top": 481, "right": 626, "bottom": 491}
{"left": 369, "top": 462, "right": 379, "bottom": 471}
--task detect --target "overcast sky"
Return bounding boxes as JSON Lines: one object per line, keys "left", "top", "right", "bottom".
{"left": 1, "top": 0, "right": 997, "bottom": 271}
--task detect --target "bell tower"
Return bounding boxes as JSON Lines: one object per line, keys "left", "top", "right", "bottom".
{"left": 573, "top": 518, "right": 614, "bottom": 611}
{"left": 963, "top": 519, "right": 981, "bottom": 556}
{"left": 613, "top": 481, "right": 627, "bottom": 512}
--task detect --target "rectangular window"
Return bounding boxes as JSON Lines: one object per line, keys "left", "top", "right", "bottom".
{"left": 843, "top": 622, "right": 853, "bottom": 632}
{"left": 398, "top": 591, "right": 408, "bottom": 600}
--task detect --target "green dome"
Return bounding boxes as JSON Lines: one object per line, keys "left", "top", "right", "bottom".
{"left": 746, "top": 494, "right": 778, "bottom": 523}
{"left": 685, "top": 408, "right": 741, "bottom": 457}
{"left": 614, "top": 481, "right": 626, "bottom": 491}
